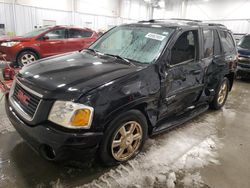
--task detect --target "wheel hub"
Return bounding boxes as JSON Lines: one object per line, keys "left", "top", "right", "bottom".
{"left": 125, "top": 135, "right": 133, "bottom": 146}
{"left": 21, "top": 54, "right": 36, "bottom": 65}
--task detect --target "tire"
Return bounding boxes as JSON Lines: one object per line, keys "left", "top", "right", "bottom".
{"left": 209, "top": 77, "right": 229, "bottom": 110}
{"left": 99, "top": 110, "right": 148, "bottom": 166}
{"left": 2, "top": 71, "right": 7, "bottom": 80}
{"left": 17, "top": 51, "right": 38, "bottom": 66}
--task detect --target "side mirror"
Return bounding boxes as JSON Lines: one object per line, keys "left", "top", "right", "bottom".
{"left": 42, "top": 36, "right": 49, "bottom": 40}
{"left": 163, "top": 48, "right": 172, "bottom": 68}
{"left": 165, "top": 56, "right": 172, "bottom": 68}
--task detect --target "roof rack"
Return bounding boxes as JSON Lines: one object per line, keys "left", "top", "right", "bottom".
{"left": 138, "top": 18, "right": 202, "bottom": 23}
{"left": 138, "top": 19, "right": 156, "bottom": 23}
{"left": 206, "top": 23, "right": 227, "bottom": 28}
{"left": 169, "top": 18, "right": 202, "bottom": 22}
{"left": 137, "top": 19, "right": 228, "bottom": 29}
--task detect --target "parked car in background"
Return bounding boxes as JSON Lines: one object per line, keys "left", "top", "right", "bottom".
{"left": 233, "top": 33, "right": 246, "bottom": 43}
{"left": 5, "top": 19, "right": 237, "bottom": 165}
{"left": 0, "top": 26, "right": 98, "bottom": 66}
{"left": 237, "top": 34, "right": 250, "bottom": 78}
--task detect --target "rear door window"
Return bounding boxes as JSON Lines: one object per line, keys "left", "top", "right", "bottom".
{"left": 69, "top": 29, "right": 83, "bottom": 38}
{"left": 219, "top": 30, "right": 235, "bottom": 53}
{"left": 69, "top": 29, "right": 93, "bottom": 38}
{"left": 213, "top": 30, "right": 222, "bottom": 56}
{"left": 203, "top": 29, "right": 214, "bottom": 58}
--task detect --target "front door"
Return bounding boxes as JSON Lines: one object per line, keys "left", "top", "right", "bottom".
{"left": 159, "top": 29, "right": 204, "bottom": 118}
{"left": 39, "top": 28, "right": 67, "bottom": 57}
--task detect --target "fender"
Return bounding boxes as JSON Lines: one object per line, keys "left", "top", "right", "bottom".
{"left": 15, "top": 47, "right": 41, "bottom": 62}
{"left": 103, "top": 96, "right": 159, "bottom": 132}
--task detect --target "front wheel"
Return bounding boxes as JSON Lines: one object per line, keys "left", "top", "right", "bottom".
{"left": 17, "top": 51, "right": 38, "bottom": 66}
{"left": 99, "top": 110, "right": 148, "bottom": 166}
{"left": 210, "top": 77, "right": 229, "bottom": 110}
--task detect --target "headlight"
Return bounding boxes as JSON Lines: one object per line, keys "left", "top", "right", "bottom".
{"left": 1, "top": 41, "right": 20, "bottom": 47}
{"left": 48, "top": 101, "right": 94, "bottom": 129}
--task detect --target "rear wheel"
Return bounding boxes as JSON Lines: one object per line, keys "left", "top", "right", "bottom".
{"left": 210, "top": 77, "right": 229, "bottom": 110}
{"left": 17, "top": 51, "right": 38, "bottom": 66}
{"left": 99, "top": 110, "right": 148, "bottom": 166}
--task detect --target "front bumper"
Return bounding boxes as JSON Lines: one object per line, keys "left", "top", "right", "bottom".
{"left": 5, "top": 97, "right": 103, "bottom": 161}
{"left": 0, "top": 47, "right": 16, "bottom": 62}
{"left": 237, "top": 62, "right": 250, "bottom": 77}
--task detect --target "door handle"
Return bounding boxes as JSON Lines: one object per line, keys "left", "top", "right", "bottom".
{"left": 191, "top": 70, "right": 201, "bottom": 75}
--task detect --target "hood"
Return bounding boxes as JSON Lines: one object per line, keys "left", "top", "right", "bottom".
{"left": 237, "top": 46, "right": 250, "bottom": 57}
{"left": 18, "top": 51, "right": 145, "bottom": 100}
{"left": 0, "top": 36, "right": 31, "bottom": 42}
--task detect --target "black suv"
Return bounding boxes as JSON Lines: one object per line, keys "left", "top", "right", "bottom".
{"left": 5, "top": 19, "right": 237, "bottom": 165}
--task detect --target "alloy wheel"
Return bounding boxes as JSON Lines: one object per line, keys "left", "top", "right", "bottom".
{"left": 217, "top": 81, "right": 228, "bottom": 105}
{"left": 21, "top": 54, "right": 36, "bottom": 65}
{"left": 111, "top": 121, "right": 143, "bottom": 161}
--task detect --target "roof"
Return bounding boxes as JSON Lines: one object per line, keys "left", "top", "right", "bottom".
{"left": 42, "top": 25, "right": 94, "bottom": 31}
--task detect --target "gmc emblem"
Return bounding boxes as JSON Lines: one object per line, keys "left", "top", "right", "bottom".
{"left": 17, "top": 90, "right": 30, "bottom": 105}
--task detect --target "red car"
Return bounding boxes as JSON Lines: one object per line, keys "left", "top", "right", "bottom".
{"left": 0, "top": 26, "right": 98, "bottom": 66}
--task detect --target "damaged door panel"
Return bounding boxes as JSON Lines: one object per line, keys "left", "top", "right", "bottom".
{"left": 159, "top": 29, "right": 204, "bottom": 120}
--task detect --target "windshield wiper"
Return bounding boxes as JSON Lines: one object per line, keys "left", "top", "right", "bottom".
{"left": 104, "top": 53, "right": 135, "bottom": 66}
{"left": 83, "top": 48, "right": 99, "bottom": 54}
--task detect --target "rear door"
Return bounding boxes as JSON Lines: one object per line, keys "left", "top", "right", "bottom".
{"left": 159, "top": 29, "right": 204, "bottom": 118}
{"left": 67, "top": 29, "right": 96, "bottom": 52}
{"left": 39, "top": 28, "right": 67, "bottom": 57}
{"left": 218, "top": 30, "right": 237, "bottom": 71}
{"left": 81, "top": 30, "right": 97, "bottom": 48}
{"left": 204, "top": 29, "right": 225, "bottom": 91}
{"left": 205, "top": 29, "right": 237, "bottom": 91}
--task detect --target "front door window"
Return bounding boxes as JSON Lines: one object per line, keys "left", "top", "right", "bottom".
{"left": 171, "top": 30, "right": 198, "bottom": 65}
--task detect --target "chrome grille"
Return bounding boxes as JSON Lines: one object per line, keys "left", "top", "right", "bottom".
{"left": 10, "top": 80, "right": 42, "bottom": 120}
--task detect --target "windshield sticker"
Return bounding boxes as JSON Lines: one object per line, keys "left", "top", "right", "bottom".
{"left": 163, "top": 32, "right": 169, "bottom": 35}
{"left": 145, "top": 33, "right": 166, "bottom": 41}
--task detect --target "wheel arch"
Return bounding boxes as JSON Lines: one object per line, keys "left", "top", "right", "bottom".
{"left": 103, "top": 101, "right": 157, "bottom": 136}
{"left": 16, "top": 48, "right": 41, "bottom": 63}
{"left": 225, "top": 72, "right": 235, "bottom": 91}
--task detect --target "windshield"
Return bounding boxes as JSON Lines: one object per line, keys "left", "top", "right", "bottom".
{"left": 22, "top": 27, "right": 50, "bottom": 38}
{"left": 238, "top": 35, "right": 250, "bottom": 49}
{"left": 90, "top": 25, "right": 175, "bottom": 64}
